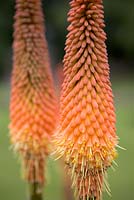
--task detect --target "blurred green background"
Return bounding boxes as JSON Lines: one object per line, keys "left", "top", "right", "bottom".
{"left": 0, "top": 0, "right": 134, "bottom": 200}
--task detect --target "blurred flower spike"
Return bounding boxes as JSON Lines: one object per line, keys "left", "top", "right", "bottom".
{"left": 55, "top": 0, "right": 118, "bottom": 199}
{"left": 9, "top": 0, "right": 57, "bottom": 186}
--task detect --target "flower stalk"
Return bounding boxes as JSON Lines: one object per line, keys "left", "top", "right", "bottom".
{"left": 29, "top": 182, "right": 43, "bottom": 200}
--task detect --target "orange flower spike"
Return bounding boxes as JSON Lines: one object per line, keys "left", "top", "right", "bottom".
{"left": 10, "top": 0, "right": 57, "bottom": 185}
{"left": 55, "top": 0, "right": 118, "bottom": 199}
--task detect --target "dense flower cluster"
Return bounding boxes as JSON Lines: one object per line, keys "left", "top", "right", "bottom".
{"left": 10, "top": 0, "right": 57, "bottom": 184}
{"left": 55, "top": 0, "right": 118, "bottom": 199}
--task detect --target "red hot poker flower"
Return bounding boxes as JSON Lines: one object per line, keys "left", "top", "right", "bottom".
{"left": 10, "top": 0, "right": 57, "bottom": 186}
{"left": 55, "top": 0, "right": 118, "bottom": 199}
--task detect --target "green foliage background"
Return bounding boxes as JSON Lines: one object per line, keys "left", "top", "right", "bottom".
{"left": 0, "top": 0, "right": 133, "bottom": 200}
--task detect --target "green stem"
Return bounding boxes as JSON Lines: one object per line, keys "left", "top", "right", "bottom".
{"left": 29, "top": 182, "right": 43, "bottom": 200}
{"left": 80, "top": 197, "right": 96, "bottom": 200}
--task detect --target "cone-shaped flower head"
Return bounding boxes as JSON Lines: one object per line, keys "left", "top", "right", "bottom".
{"left": 10, "top": 0, "right": 57, "bottom": 184}
{"left": 55, "top": 0, "right": 118, "bottom": 199}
